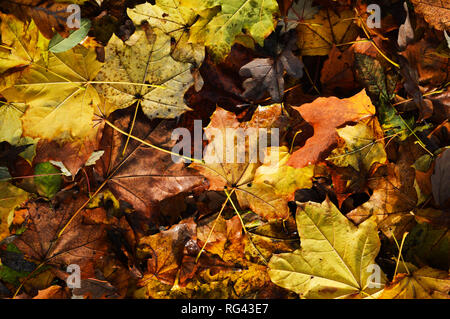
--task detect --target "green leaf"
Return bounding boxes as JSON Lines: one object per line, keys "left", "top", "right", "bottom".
{"left": 378, "top": 100, "right": 414, "bottom": 141}
{"left": 268, "top": 199, "right": 386, "bottom": 299}
{"left": 33, "top": 162, "right": 62, "bottom": 198}
{"left": 404, "top": 220, "right": 449, "bottom": 270}
{"left": 184, "top": 0, "right": 279, "bottom": 60}
{"left": 327, "top": 123, "right": 387, "bottom": 172}
{"left": 48, "top": 18, "right": 91, "bottom": 53}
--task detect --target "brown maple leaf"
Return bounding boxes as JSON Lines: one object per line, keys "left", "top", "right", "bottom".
{"left": 14, "top": 192, "right": 108, "bottom": 278}
{"left": 94, "top": 108, "right": 208, "bottom": 220}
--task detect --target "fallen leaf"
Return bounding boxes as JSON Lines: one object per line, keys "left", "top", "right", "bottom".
{"left": 296, "top": 7, "right": 358, "bottom": 55}
{"left": 0, "top": 182, "right": 28, "bottom": 241}
{"left": 327, "top": 122, "right": 387, "bottom": 173}
{"left": 13, "top": 193, "right": 108, "bottom": 278}
{"left": 1, "top": 45, "right": 103, "bottom": 141}
{"left": 127, "top": 0, "right": 205, "bottom": 65}
{"left": 347, "top": 162, "right": 418, "bottom": 239}
{"left": 33, "top": 162, "right": 62, "bottom": 198}
{"left": 239, "top": 30, "right": 303, "bottom": 102}
{"left": 431, "top": 148, "right": 450, "bottom": 208}
{"left": 398, "top": 2, "right": 414, "bottom": 51}
{"left": 94, "top": 108, "right": 207, "bottom": 220}
{"left": 94, "top": 26, "right": 194, "bottom": 119}
{"left": 33, "top": 285, "right": 71, "bottom": 299}
{"left": 411, "top": 0, "right": 450, "bottom": 31}
{"left": 268, "top": 199, "right": 386, "bottom": 299}
{"left": 287, "top": 90, "right": 378, "bottom": 168}
{"left": 191, "top": 105, "right": 313, "bottom": 221}
{"left": 184, "top": 0, "right": 279, "bottom": 60}
{"left": 380, "top": 266, "right": 450, "bottom": 299}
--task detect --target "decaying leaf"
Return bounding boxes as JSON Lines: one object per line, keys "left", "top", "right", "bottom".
{"left": 95, "top": 108, "right": 207, "bottom": 219}
{"left": 411, "top": 0, "right": 450, "bottom": 31}
{"left": 13, "top": 193, "right": 108, "bottom": 278}
{"left": 94, "top": 27, "right": 194, "bottom": 119}
{"left": 347, "top": 163, "right": 418, "bottom": 239}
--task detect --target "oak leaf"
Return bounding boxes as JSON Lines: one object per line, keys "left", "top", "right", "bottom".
{"left": 287, "top": 90, "right": 378, "bottom": 169}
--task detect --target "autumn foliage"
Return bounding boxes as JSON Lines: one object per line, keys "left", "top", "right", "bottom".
{"left": 0, "top": 0, "right": 449, "bottom": 299}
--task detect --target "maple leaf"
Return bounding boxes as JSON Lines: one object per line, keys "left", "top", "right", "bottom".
{"left": 197, "top": 214, "right": 245, "bottom": 263}
{"left": 268, "top": 198, "right": 386, "bottom": 299}
{"left": 320, "top": 45, "right": 358, "bottom": 95}
{"left": 0, "top": 0, "right": 76, "bottom": 38}
{"left": 137, "top": 218, "right": 197, "bottom": 285}
{"left": 431, "top": 148, "right": 450, "bottom": 208}
{"left": 402, "top": 39, "right": 450, "bottom": 89}
{"left": 403, "top": 215, "right": 449, "bottom": 270}
{"left": 347, "top": 163, "right": 418, "bottom": 239}
{"left": 127, "top": 0, "right": 205, "bottom": 65}
{"left": 326, "top": 122, "right": 387, "bottom": 173}
{"left": 0, "top": 13, "right": 48, "bottom": 90}
{"left": 1, "top": 45, "right": 102, "bottom": 141}
{"left": 282, "top": 0, "right": 320, "bottom": 32}
{"left": 0, "top": 182, "right": 28, "bottom": 241}
{"left": 94, "top": 26, "right": 195, "bottom": 119}
{"left": 296, "top": 7, "right": 358, "bottom": 56}
{"left": 287, "top": 90, "right": 379, "bottom": 169}
{"left": 183, "top": 0, "right": 280, "bottom": 60}
{"left": 33, "top": 126, "right": 103, "bottom": 177}
{"left": 380, "top": 267, "right": 450, "bottom": 299}
{"left": 0, "top": 13, "right": 47, "bottom": 73}
{"left": 32, "top": 285, "right": 71, "bottom": 299}
{"left": 13, "top": 193, "right": 108, "bottom": 278}
{"left": 94, "top": 108, "right": 207, "bottom": 219}
{"left": 411, "top": 0, "right": 450, "bottom": 31}
{"left": 239, "top": 30, "right": 304, "bottom": 102}
{"left": 0, "top": 103, "right": 26, "bottom": 145}
{"left": 191, "top": 105, "right": 314, "bottom": 221}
